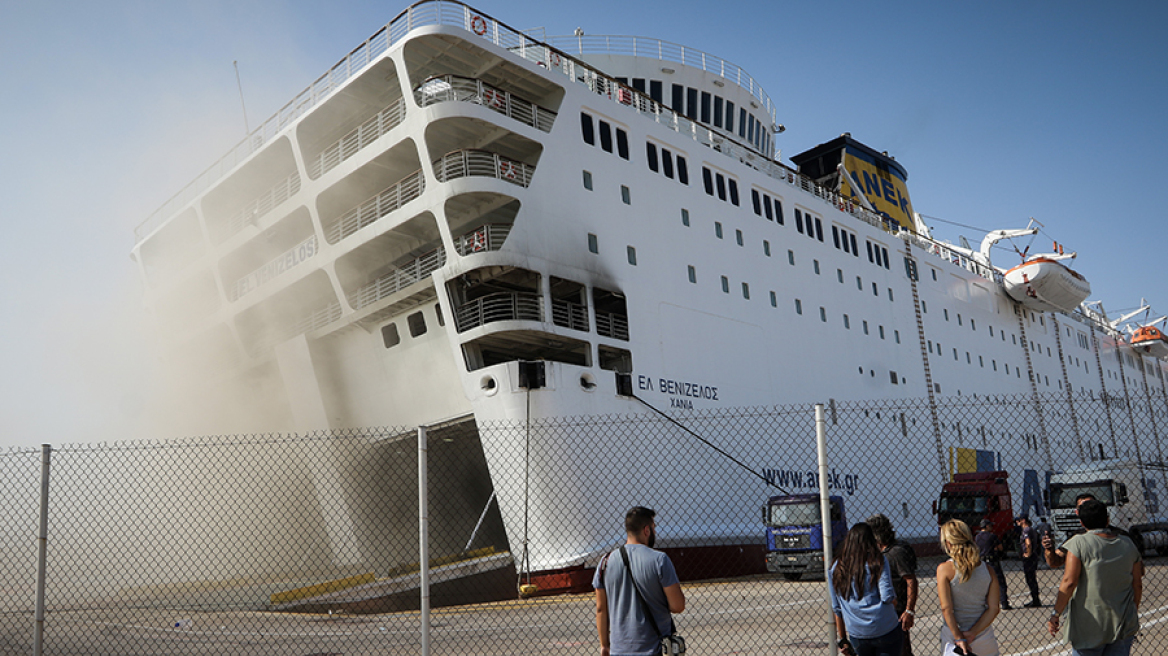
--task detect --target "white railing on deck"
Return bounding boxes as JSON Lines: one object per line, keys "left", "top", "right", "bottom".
{"left": 596, "top": 312, "right": 630, "bottom": 341}
{"left": 415, "top": 75, "right": 556, "bottom": 132}
{"left": 544, "top": 35, "right": 775, "bottom": 123}
{"left": 136, "top": 0, "right": 780, "bottom": 241}
{"left": 454, "top": 223, "right": 511, "bottom": 255}
{"left": 902, "top": 233, "right": 1004, "bottom": 284}
{"left": 325, "top": 170, "right": 425, "bottom": 244}
{"left": 307, "top": 97, "right": 407, "bottom": 180}
{"left": 350, "top": 247, "right": 447, "bottom": 310}
{"left": 434, "top": 149, "right": 532, "bottom": 187}
{"left": 218, "top": 171, "right": 301, "bottom": 244}
{"left": 249, "top": 300, "right": 344, "bottom": 356}
{"left": 229, "top": 234, "right": 319, "bottom": 302}
{"left": 551, "top": 299, "right": 589, "bottom": 332}
{"left": 454, "top": 291, "right": 542, "bottom": 332}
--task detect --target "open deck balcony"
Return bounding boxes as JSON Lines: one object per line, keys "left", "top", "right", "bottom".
{"left": 454, "top": 291, "right": 542, "bottom": 332}
{"left": 414, "top": 75, "right": 556, "bottom": 133}
{"left": 434, "top": 149, "right": 533, "bottom": 187}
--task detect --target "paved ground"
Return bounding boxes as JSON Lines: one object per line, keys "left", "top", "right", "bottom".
{"left": 1, "top": 556, "right": 1165, "bottom": 655}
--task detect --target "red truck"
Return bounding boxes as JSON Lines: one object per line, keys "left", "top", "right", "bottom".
{"left": 934, "top": 471, "right": 1013, "bottom": 542}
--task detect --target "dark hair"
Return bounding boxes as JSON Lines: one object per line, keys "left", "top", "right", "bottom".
{"left": 832, "top": 523, "right": 884, "bottom": 601}
{"left": 866, "top": 514, "right": 895, "bottom": 546}
{"left": 1077, "top": 499, "right": 1108, "bottom": 530}
{"left": 625, "top": 506, "right": 656, "bottom": 535}
{"left": 1075, "top": 493, "right": 1097, "bottom": 505}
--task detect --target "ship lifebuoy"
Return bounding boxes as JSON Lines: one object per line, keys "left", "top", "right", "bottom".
{"left": 617, "top": 86, "right": 633, "bottom": 105}
{"left": 471, "top": 15, "right": 487, "bottom": 36}
{"left": 550, "top": 52, "right": 562, "bottom": 67}
{"left": 482, "top": 89, "right": 504, "bottom": 110}
{"left": 472, "top": 229, "right": 487, "bottom": 252}
{"left": 499, "top": 160, "right": 518, "bottom": 180}
{"left": 787, "top": 172, "right": 794, "bottom": 183}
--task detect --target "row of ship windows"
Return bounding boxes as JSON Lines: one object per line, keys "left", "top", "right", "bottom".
{"left": 611, "top": 77, "right": 772, "bottom": 154}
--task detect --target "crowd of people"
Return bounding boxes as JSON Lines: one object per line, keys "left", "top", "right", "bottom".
{"left": 593, "top": 500, "right": 1144, "bottom": 656}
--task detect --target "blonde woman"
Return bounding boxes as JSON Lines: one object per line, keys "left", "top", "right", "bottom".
{"left": 937, "top": 520, "right": 1001, "bottom": 656}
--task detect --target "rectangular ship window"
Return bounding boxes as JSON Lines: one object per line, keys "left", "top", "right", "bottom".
{"left": 583, "top": 170, "right": 593, "bottom": 190}
{"left": 742, "top": 282, "right": 750, "bottom": 299}
{"left": 688, "top": 265, "right": 696, "bottom": 283}
{"left": 681, "top": 208, "right": 690, "bottom": 226}
{"left": 702, "top": 167, "right": 714, "bottom": 195}
{"left": 763, "top": 240, "right": 771, "bottom": 256}
{"left": 646, "top": 143, "right": 659, "bottom": 172}
{"left": 627, "top": 246, "right": 637, "bottom": 265}
{"left": 763, "top": 195, "right": 774, "bottom": 220}
{"left": 662, "top": 149, "right": 674, "bottom": 178}
{"left": 721, "top": 276, "right": 729, "bottom": 293}
{"left": 598, "top": 120, "right": 613, "bottom": 152}
{"left": 621, "top": 185, "right": 631, "bottom": 204}
{"left": 770, "top": 291, "right": 777, "bottom": 307}
{"left": 381, "top": 323, "right": 400, "bottom": 348}
{"left": 616, "top": 128, "right": 629, "bottom": 160}
{"left": 715, "top": 222, "right": 723, "bottom": 239}
{"left": 580, "top": 113, "right": 595, "bottom": 145}
{"left": 588, "top": 233, "right": 599, "bottom": 253}
{"left": 408, "top": 311, "right": 427, "bottom": 337}
{"left": 677, "top": 157, "right": 689, "bottom": 185}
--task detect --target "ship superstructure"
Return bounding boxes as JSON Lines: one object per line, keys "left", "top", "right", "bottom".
{"left": 132, "top": 1, "right": 1168, "bottom": 585}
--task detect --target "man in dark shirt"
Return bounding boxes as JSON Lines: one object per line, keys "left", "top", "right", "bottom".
{"left": 1016, "top": 515, "right": 1042, "bottom": 607}
{"left": 868, "top": 514, "right": 917, "bottom": 656}
{"left": 973, "top": 518, "right": 1011, "bottom": 610}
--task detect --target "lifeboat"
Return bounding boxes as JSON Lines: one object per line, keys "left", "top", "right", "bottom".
{"left": 1002, "top": 256, "right": 1091, "bottom": 313}
{"left": 1130, "top": 326, "right": 1168, "bottom": 360}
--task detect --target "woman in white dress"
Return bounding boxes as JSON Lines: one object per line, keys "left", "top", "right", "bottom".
{"left": 937, "top": 519, "right": 1001, "bottom": 656}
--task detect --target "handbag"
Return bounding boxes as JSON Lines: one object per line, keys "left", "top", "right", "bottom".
{"left": 619, "top": 546, "right": 686, "bottom": 656}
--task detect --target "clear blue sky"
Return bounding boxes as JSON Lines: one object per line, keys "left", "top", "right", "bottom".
{"left": 1, "top": 0, "right": 1165, "bottom": 447}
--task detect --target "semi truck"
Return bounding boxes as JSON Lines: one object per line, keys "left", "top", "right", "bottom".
{"left": 933, "top": 470, "right": 1013, "bottom": 542}
{"left": 763, "top": 494, "right": 846, "bottom": 580}
{"left": 1046, "top": 459, "right": 1168, "bottom": 555}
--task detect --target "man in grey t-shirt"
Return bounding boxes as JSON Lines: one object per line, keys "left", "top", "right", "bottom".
{"left": 594, "top": 507, "right": 686, "bottom": 656}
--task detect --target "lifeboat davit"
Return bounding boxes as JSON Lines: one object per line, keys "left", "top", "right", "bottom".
{"left": 1130, "top": 326, "right": 1168, "bottom": 360}
{"left": 1002, "top": 256, "right": 1091, "bottom": 313}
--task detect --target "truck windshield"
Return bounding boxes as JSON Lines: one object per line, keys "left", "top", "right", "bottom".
{"left": 938, "top": 495, "right": 987, "bottom": 514}
{"left": 1049, "top": 482, "right": 1115, "bottom": 509}
{"left": 767, "top": 502, "right": 820, "bottom": 527}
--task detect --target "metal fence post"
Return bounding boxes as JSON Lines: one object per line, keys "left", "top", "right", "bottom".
{"left": 33, "top": 444, "right": 50, "bottom": 656}
{"left": 419, "top": 426, "right": 430, "bottom": 656}
{"left": 815, "top": 406, "right": 836, "bottom": 656}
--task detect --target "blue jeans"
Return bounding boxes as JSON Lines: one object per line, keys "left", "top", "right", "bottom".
{"left": 851, "top": 625, "right": 903, "bottom": 656}
{"left": 1071, "top": 635, "right": 1135, "bottom": 656}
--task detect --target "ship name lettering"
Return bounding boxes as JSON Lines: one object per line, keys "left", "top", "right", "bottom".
{"left": 658, "top": 378, "right": 717, "bottom": 401}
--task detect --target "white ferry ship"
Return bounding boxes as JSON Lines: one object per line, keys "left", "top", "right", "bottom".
{"left": 131, "top": 1, "right": 1168, "bottom": 594}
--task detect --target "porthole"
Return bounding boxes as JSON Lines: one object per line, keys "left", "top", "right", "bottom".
{"left": 481, "top": 375, "right": 499, "bottom": 397}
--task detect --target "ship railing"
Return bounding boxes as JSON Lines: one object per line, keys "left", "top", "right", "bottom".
{"left": 454, "top": 223, "right": 512, "bottom": 255}
{"left": 903, "top": 233, "right": 1005, "bottom": 284}
{"left": 551, "top": 299, "right": 589, "bottom": 332}
{"left": 249, "top": 300, "right": 345, "bottom": 355}
{"left": 228, "top": 234, "right": 320, "bottom": 302}
{"left": 324, "top": 170, "right": 426, "bottom": 244}
{"left": 434, "top": 149, "right": 533, "bottom": 187}
{"left": 351, "top": 247, "right": 447, "bottom": 310}
{"left": 544, "top": 34, "right": 775, "bottom": 124}
{"left": 595, "top": 312, "right": 630, "bottom": 341}
{"left": 454, "top": 291, "right": 543, "bottom": 332}
{"left": 217, "top": 171, "right": 302, "bottom": 244}
{"left": 414, "top": 75, "right": 557, "bottom": 133}
{"left": 307, "top": 97, "right": 407, "bottom": 180}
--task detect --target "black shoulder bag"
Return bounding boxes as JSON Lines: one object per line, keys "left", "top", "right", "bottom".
{"left": 619, "top": 546, "right": 686, "bottom": 656}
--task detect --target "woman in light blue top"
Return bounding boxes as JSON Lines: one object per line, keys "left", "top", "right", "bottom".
{"left": 831, "top": 523, "right": 901, "bottom": 656}
{"left": 937, "top": 519, "right": 1000, "bottom": 656}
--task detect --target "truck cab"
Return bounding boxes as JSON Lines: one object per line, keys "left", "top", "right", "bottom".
{"left": 1046, "top": 460, "right": 1168, "bottom": 555}
{"left": 934, "top": 471, "right": 1013, "bottom": 543}
{"left": 764, "top": 494, "right": 845, "bottom": 580}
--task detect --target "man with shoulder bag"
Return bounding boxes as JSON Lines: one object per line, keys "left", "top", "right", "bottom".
{"left": 594, "top": 507, "right": 686, "bottom": 656}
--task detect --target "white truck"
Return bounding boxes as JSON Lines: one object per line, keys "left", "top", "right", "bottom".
{"left": 1046, "top": 459, "right": 1168, "bottom": 555}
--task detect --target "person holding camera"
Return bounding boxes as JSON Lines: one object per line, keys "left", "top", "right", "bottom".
{"left": 937, "top": 520, "right": 1001, "bottom": 656}
{"left": 594, "top": 507, "right": 685, "bottom": 656}
{"left": 831, "top": 523, "right": 902, "bottom": 656}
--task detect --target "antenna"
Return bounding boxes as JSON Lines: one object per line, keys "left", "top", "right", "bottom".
{"left": 233, "top": 61, "right": 250, "bottom": 136}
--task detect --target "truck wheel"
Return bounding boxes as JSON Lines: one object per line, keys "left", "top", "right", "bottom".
{"left": 782, "top": 572, "right": 801, "bottom": 581}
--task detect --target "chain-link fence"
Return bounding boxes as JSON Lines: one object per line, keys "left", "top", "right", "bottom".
{"left": 2, "top": 390, "right": 1167, "bottom": 655}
